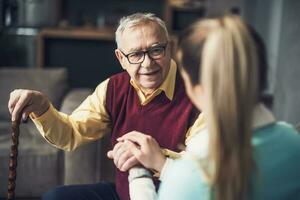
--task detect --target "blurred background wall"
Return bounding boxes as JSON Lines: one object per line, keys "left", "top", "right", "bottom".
{"left": 243, "top": 0, "right": 300, "bottom": 125}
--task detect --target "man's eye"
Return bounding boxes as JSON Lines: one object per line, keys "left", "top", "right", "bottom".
{"left": 129, "top": 52, "right": 143, "bottom": 58}
{"left": 150, "top": 47, "right": 164, "bottom": 56}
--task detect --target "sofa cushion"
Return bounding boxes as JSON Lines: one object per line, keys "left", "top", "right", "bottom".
{"left": 60, "top": 88, "right": 93, "bottom": 114}
{"left": 0, "top": 67, "right": 68, "bottom": 120}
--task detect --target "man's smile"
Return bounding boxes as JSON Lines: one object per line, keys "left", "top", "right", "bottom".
{"left": 139, "top": 69, "right": 160, "bottom": 76}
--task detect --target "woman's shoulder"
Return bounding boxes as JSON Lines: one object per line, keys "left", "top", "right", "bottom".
{"left": 186, "top": 128, "right": 209, "bottom": 159}
{"left": 253, "top": 121, "right": 300, "bottom": 146}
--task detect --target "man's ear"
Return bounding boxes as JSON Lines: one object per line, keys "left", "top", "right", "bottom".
{"left": 115, "top": 49, "right": 126, "bottom": 70}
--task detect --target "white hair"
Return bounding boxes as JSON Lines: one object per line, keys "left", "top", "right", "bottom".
{"left": 115, "top": 13, "right": 169, "bottom": 48}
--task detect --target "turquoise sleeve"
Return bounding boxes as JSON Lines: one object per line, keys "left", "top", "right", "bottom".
{"left": 158, "top": 156, "right": 211, "bottom": 200}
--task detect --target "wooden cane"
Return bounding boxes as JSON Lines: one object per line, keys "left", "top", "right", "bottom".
{"left": 7, "top": 119, "right": 21, "bottom": 200}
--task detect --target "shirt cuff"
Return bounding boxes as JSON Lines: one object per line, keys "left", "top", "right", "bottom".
{"left": 30, "top": 104, "right": 60, "bottom": 138}
{"left": 161, "top": 148, "right": 182, "bottom": 159}
{"left": 30, "top": 103, "right": 56, "bottom": 121}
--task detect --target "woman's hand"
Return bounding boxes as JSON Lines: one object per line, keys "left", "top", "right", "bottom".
{"left": 117, "top": 131, "right": 166, "bottom": 172}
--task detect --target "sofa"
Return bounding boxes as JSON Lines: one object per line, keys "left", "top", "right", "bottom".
{"left": 0, "top": 67, "right": 115, "bottom": 199}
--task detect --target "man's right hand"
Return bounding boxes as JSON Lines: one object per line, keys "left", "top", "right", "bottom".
{"left": 8, "top": 89, "right": 50, "bottom": 122}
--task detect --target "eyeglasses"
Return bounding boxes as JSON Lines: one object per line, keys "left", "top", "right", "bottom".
{"left": 120, "top": 43, "right": 168, "bottom": 64}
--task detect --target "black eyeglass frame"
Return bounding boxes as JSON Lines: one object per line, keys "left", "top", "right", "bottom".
{"left": 119, "top": 42, "right": 168, "bottom": 64}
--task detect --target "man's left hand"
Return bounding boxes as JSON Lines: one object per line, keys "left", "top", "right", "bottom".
{"left": 107, "top": 141, "right": 140, "bottom": 172}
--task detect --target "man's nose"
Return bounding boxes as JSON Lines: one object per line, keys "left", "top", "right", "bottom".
{"left": 141, "top": 53, "right": 153, "bottom": 68}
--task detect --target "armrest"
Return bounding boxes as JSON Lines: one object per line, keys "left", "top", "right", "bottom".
{"left": 60, "top": 88, "right": 93, "bottom": 114}
{"left": 59, "top": 88, "right": 99, "bottom": 184}
{"left": 60, "top": 88, "right": 115, "bottom": 184}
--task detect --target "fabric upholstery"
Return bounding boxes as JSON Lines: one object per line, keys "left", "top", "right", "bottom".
{"left": 60, "top": 88, "right": 103, "bottom": 184}
{"left": 0, "top": 67, "right": 68, "bottom": 120}
{"left": 0, "top": 122, "right": 62, "bottom": 197}
{"left": 0, "top": 67, "right": 98, "bottom": 198}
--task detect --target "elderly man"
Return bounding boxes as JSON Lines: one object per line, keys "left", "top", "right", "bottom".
{"left": 8, "top": 13, "right": 202, "bottom": 200}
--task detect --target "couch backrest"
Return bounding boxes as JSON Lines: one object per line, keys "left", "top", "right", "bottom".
{"left": 0, "top": 67, "right": 68, "bottom": 120}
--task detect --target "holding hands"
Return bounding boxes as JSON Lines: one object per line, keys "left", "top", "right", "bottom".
{"left": 107, "top": 131, "right": 166, "bottom": 173}
{"left": 107, "top": 139, "right": 140, "bottom": 172}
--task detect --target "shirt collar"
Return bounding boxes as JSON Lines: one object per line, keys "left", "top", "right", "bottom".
{"left": 130, "top": 59, "right": 177, "bottom": 101}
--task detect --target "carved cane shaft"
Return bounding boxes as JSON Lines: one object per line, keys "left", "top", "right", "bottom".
{"left": 7, "top": 120, "right": 20, "bottom": 200}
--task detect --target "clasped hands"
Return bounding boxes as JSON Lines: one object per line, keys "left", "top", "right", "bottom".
{"left": 107, "top": 131, "right": 166, "bottom": 173}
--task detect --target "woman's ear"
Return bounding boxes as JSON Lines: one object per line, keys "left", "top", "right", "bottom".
{"left": 180, "top": 69, "right": 193, "bottom": 95}
{"left": 194, "top": 84, "right": 203, "bottom": 96}
{"left": 181, "top": 69, "right": 204, "bottom": 110}
{"left": 192, "top": 84, "right": 205, "bottom": 110}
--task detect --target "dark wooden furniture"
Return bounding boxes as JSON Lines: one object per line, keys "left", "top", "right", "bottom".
{"left": 36, "top": 26, "right": 121, "bottom": 88}
{"left": 36, "top": 26, "right": 115, "bottom": 69}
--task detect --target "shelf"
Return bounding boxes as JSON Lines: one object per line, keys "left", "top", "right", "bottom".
{"left": 167, "top": 0, "right": 206, "bottom": 10}
{"left": 38, "top": 26, "right": 116, "bottom": 41}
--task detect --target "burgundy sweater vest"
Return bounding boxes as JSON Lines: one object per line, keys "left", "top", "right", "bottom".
{"left": 105, "top": 70, "right": 199, "bottom": 200}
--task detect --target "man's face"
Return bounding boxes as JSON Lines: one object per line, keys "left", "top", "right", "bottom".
{"left": 115, "top": 22, "right": 171, "bottom": 93}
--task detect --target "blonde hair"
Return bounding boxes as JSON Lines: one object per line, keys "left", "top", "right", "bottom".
{"left": 178, "top": 15, "right": 259, "bottom": 200}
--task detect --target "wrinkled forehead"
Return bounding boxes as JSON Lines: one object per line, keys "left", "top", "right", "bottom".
{"left": 119, "top": 22, "right": 168, "bottom": 51}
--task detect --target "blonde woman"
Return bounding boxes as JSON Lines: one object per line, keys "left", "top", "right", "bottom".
{"left": 118, "top": 15, "right": 300, "bottom": 200}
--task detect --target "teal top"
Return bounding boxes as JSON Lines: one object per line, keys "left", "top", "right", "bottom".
{"left": 158, "top": 122, "right": 300, "bottom": 200}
